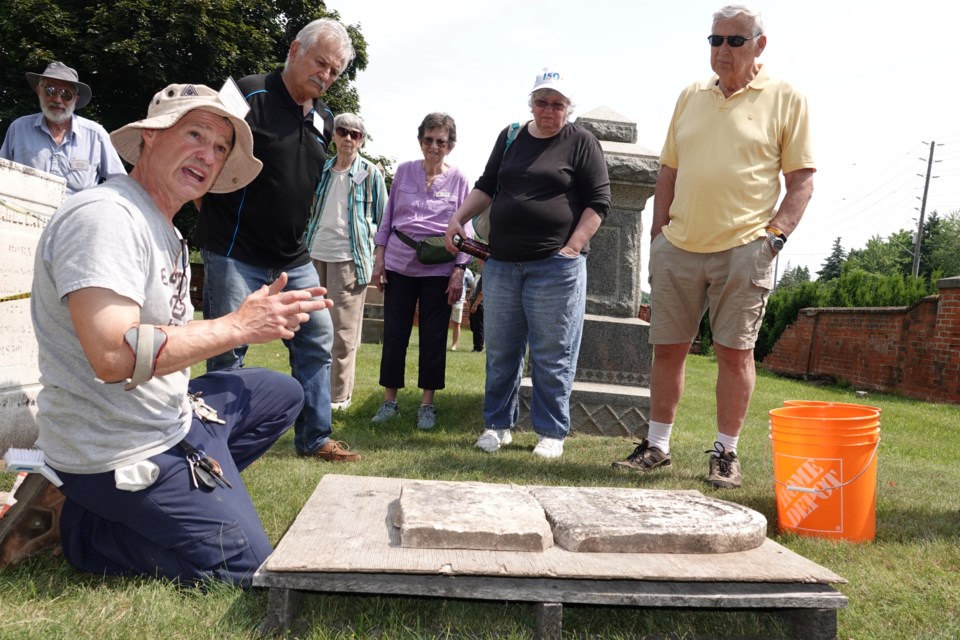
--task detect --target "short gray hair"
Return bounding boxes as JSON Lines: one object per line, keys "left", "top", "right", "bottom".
{"left": 713, "top": 5, "right": 764, "bottom": 35}
{"left": 528, "top": 89, "right": 576, "bottom": 118}
{"left": 288, "top": 18, "right": 355, "bottom": 74}
{"left": 334, "top": 112, "right": 366, "bottom": 137}
{"left": 417, "top": 113, "right": 457, "bottom": 146}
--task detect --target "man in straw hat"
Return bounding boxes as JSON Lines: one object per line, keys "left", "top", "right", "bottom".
{"left": 0, "top": 61, "right": 126, "bottom": 195}
{"left": 0, "top": 83, "right": 332, "bottom": 587}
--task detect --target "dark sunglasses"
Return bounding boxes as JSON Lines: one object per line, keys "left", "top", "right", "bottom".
{"left": 421, "top": 136, "right": 448, "bottom": 148}
{"left": 707, "top": 34, "right": 758, "bottom": 47}
{"left": 335, "top": 126, "right": 363, "bottom": 141}
{"left": 533, "top": 99, "right": 567, "bottom": 112}
{"left": 41, "top": 85, "right": 76, "bottom": 101}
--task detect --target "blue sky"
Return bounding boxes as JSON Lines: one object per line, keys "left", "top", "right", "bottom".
{"left": 333, "top": 0, "right": 960, "bottom": 284}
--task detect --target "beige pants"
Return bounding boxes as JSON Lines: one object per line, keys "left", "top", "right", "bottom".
{"left": 313, "top": 260, "right": 368, "bottom": 403}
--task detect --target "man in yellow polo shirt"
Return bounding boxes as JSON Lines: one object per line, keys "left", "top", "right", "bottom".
{"left": 612, "top": 4, "right": 815, "bottom": 488}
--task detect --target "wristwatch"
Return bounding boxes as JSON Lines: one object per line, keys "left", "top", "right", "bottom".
{"left": 766, "top": 226, "right": 787, "bottom": 252}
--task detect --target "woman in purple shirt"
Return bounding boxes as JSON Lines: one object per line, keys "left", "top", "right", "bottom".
{"left": 370, "top": 113, "right": 470, "bottom": 430}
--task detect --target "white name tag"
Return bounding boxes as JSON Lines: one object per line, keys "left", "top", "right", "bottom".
{"left": 70, "top": 159, "right": 90, "bottom": 171}
{"left": 312, "top": 111, "right": 324, "bottom": 134}
{"left": 435, "top": 190, "right": 451, "bottom": 199}
{"left": 217, "top": 77, "right": 250, "bottom": 119}
{"left": 353, "top": 169, "right": 368, "bottom": 184}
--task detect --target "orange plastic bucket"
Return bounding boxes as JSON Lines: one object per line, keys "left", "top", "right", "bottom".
{"left": 771, "top": 405, "right": 879, "bottom": 435}
{"left": 783, "top": 399, "right": 882, "bottom": 414}
{"left": 770, "top": 426, "right": 879, "bottom": 446}
{"left": 769, "top": 405, "right": 880, "bottom": 542}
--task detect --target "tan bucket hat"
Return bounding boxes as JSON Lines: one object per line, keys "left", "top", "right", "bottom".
{"left": 26, "top": 61, "right": 92, "bottom": 109}
{"left": 110, "top": 84, "right": 262, "bottom": 193}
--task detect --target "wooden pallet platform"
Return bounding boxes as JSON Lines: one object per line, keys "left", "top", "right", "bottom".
{"left": 254, "top": 474, "right": 847, "bottom": 639}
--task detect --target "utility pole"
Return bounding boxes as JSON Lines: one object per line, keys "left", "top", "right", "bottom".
{"left": 912, "top": 141, "right": 936, "bottom": 277}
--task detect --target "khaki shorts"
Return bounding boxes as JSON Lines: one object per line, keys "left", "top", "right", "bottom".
{"left": 451, "top": 302, "right": 465, "bottom": 324}
{"left": 648, "top": 235, "right": 775, "bottom": 350}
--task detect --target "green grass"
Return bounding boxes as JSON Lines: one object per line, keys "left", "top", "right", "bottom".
{"left": 2, "top": 329, "right": 959, "bottom": 639}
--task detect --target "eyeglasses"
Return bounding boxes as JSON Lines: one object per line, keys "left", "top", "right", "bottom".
{"left": 41, "top": 85, "right": 76, "bottom": 101}
{"left": 421, "top": 136, "right": 448, "bottom": 148}
{"left": 707, "top": 34, "right": 759, "bottom": 47}
{"left": 335, "top": 126, "right": 363, "bottom": 141}
{"left": 533, "top": 99, "right": 567, "bottom": 112}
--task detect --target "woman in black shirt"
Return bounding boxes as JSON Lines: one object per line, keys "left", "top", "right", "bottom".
{"left": 445, "top": 67, "right": 611, "bottom": 459}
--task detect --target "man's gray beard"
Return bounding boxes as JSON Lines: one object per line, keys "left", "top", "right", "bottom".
{"left": 41, "top": 101, "right": 74, "bottom": 124}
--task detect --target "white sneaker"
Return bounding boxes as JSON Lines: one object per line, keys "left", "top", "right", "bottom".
{"left": 474, "top": 428, "right": 513, "bottom": 452}
{"left": 331, "top": 397, "right": 352, "bottom": 411}
{"left": 533, "top": 435, "right": 564, "bottom": 459}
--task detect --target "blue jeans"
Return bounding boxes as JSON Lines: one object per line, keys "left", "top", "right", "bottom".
{"left": 57, "top": 368, "right": 302, "bottom": 588}
{"left": 482, "top": 253, "right": 587, "bottom": 439}
{"left": 202, "top": 250, "right": 334, "bottom": 453}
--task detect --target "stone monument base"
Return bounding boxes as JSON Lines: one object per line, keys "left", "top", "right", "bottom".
{"left": 518, "top": 379, "right": 649, "bottom": 439}
{"left": 0, "top": 387, "right": 40, "bottom": 453}
{"left": 517, "top": 313, "right": 651, "bottom": 439}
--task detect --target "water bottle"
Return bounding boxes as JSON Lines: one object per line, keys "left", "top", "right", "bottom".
{"left": 453, "top": 234, "right": 491, "bottom": 261}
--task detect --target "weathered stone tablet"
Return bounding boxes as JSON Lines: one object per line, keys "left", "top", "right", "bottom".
{"left": 394, "top": 480, "right": 553, "bottom": 552}
{"left": 528, "top": 486, "right": 767, "bottom": 553}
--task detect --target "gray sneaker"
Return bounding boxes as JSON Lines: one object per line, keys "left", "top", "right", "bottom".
{"left": 417, "top": 405, "right": 437, "bottom": 430}
{"left": 611, "top": 439, "right": 672, "bottom": 473}
{"left": 706, "top": 443, "right": 742, "bottom": 489}
{"left": 371, "top": 400, "right": 399, "bottom": 423}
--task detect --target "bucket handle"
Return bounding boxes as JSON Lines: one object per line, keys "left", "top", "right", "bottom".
{"left": 769, "top": 437, "right": 880, "bottom": 496}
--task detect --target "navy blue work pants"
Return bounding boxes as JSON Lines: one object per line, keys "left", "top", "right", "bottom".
{"left": 56, "top": 368, "right": 301, "bottom": 588}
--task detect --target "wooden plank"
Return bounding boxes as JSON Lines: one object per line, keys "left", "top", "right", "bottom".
{"left": 265, "top": 475, "right": 846, "bottom": 585}
{"left": 778, "top": 608, "right": 839, "bottom": 640}
{"left": 257, "top": 587, "right": 304, "bottom": 637}
{"left": 253, "top": 572, "right": 847, "bottom": 611}
{"left": 533, "top": 602, "right": 562, "bottom": 640}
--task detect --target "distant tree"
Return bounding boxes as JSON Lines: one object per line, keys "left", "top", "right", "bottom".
{"left": 927, "top": 210, "right": 960, "bottom": 278}
{"left": 846, "top": 232, "right": 913, "bottom": 276}
{"left": 817, "top": 237, "right": 846, "bottom": 282}
{"left": 918, "top": 210, "right": 942, "bottom": 275}
{"left": 777, "top": 262, "right": 811, "bottom": 289}
{"left": 0, "top": 1, "right": 369, "bottom": 136}
{"left": 0, "top": 1, "right": 371, "bottom": 243}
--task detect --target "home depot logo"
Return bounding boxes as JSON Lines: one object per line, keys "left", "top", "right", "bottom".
{"left": 775, "top": 456, "right": 843, "bottom": 531}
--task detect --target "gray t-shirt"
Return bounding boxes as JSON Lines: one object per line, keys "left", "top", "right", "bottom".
{"left": 32, "top": 176, "right": 192, "bottom": 474}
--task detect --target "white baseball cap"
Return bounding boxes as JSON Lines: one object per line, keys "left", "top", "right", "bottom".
{"left": 531, "top": 67, "right": 572, "bottom": 100}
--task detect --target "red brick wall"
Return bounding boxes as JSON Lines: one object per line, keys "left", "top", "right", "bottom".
{"left": 763, "top": 277, "right": 960, "bottom": 404}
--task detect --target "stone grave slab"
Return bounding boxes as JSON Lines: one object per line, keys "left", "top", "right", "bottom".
{"left": 0, "top": 159, "right": 64, "bottom": 454}
{"left": 528, "top": 486, "right": 767, "bottom": 554}
{"left": 395, "top": 480, "right": 552, "bottom": 552}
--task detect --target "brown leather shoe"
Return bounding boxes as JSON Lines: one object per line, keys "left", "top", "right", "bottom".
{"left": 0, "top": 474, "right": 65, "bottom": 568}
{"left": 302, "top": 440, "right": 361, "bottom": 463}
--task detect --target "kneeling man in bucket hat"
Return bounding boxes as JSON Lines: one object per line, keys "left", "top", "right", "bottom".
{"left": 0, "top": 61, "right": 126, "bottom": 195}
{"left": 0, "top": 83, "right": 333, "bottom": 588}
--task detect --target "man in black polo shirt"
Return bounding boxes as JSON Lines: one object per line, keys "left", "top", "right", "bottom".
{"left": 197, "top": 18, "right": 361, "bottom": 462}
